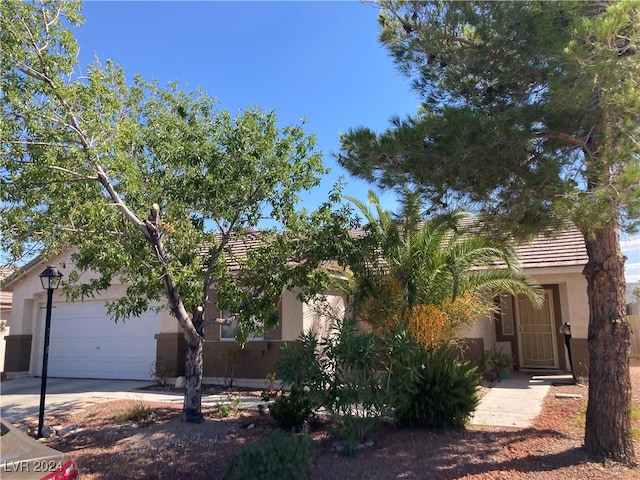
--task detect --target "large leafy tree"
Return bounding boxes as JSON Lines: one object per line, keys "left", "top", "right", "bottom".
{"left": 0, "top": 0, "right": 346, "bottom": 423}
{"left": 346, "top": 190, "right": 541, "bottom": 344}
{"left": 340, "top": 1, "right": 640, "bottom": 462}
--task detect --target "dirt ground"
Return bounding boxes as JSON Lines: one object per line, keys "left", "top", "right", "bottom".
{"left": 21, "top": 359, "right": 640, "bottom": 480}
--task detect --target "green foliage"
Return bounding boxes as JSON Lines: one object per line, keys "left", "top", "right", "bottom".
{"left": 328, "top": 414, "right": 377, "bottom": 457}
{"left": 279, "top": 320, "right": 387, "bottom": 418}
{"left": 389, "top": 342, "right": 481, "bottom": 429}
{"left": 269, "top": 386, "right": 315, "bottom": 431}
{"left": 345, "top": 191, "right": 542, "bottom": 335}
{"left": 482, "top": 347, "right": 513, "bottom": 377}
{"left": 223, "top": 429, "right": 314, "bottom": 480}
{"left": 0, "top": 0, "right": 354, "bottom": 419}
{"left": 261, "top": 372, "right": 278, "bottom": 401}
{"left": 0, "top": 0, "right": 343, "bottom": 333}
{"left": 339, "top": 0, "right": 639, "bottom": 462}
{"left": 277, "top": 320, "right": 480, "bottom": 454}
{"left": 277, "top": 320, "right": 387, "bottom": 454}
{"left": 321, "top": 320, "right": 386, "bottom": 420}
{"left": 219, "top": 394, "right": 243, "bottom": 418}
{"left": 340, "top": 1, "right": 640, "bottom": 238}
{"left": 114, "top": 401, "right": 154, "bottom": 423}
{"left": 277, "top": 330, "right": 332, "bottom": 404}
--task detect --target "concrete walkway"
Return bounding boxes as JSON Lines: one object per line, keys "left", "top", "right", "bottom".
{"left": 469, "top": 372, "right": 573, "bottom": 428}
{"left": 1, "top": 373, "right": 572, "bottom": 427}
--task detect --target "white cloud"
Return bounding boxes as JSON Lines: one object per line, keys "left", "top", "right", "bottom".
{"left": 621, "top": 234, "right": 640, "bottom": 283}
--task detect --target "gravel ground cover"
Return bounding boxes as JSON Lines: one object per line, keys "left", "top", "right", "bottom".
{"left": 19, "top": 359, "right": 640, "bottom": 479}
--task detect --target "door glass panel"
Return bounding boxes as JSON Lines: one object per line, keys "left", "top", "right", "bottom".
{"left": 500, "top": 294, "right": 515, "bottom": 336}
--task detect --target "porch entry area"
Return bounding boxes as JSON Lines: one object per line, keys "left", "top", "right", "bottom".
{"left": 497, "top": 286, "right": 565, "bottom": 371}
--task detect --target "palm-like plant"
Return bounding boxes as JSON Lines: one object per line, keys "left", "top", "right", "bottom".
{"left": 346, "top": 190, "right": 541, "bottom": 343}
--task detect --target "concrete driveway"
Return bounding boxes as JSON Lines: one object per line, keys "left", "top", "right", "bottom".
{"left": 0, "top": 377, "right": 182, "bottom": 423}
{"left": 0, "top": 376, "right": 265, "bottom": 424}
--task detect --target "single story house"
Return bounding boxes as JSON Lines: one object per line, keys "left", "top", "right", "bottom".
{"left": 1, "top": 227, "right": 590, "bottom": 384}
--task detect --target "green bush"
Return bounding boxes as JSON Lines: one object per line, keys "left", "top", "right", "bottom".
{"left": 276, "top": 321, "right": 479, "bottom": 451}
{"left": 390, "top": 342, "right": 480, "bottom": 429}
{"left": 219, "top": 393, "right": 243, "bottom": 418}
{"left": 223, "top": 429, "right": 314, "bottom": 480}
{"left": 276, "top": 321, "right": 389, "bottom": 455}
{"left": 269, "top": 386, "right": 314, "bottom": 431}
{"left": 276, "top": 330, "right": 331, "bottom": 407}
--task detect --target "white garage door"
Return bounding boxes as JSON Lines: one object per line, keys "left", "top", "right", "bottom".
{"left": 38, "top": 301, "right": 160, "bottom": 380}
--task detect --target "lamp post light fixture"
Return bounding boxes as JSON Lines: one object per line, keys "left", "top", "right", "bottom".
{"left": 37, "top": 265, "right": 63, "bottom": 438}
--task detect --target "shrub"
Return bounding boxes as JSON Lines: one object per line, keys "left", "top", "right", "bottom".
{"left": 389, "top": 342, "right": 480, "bottom": 429}
{"left": 482, "top": 347, "right": 512, "bottom": 378}
{"left": 219, "top": 394, "right": 243, "bottom": 418}
{"left": 223, "top": 429, "right": 314, "bottom": 480}
{"left": 277, "top": 320, "right": 392, "bottom": 455}
{"left": 269, "top": 386, "right": 314, "bottom": 431}
{"left": 276, "top": 330, "right": 331, "bottom": 406}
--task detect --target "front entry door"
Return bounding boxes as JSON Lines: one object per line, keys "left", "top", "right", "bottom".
{"left": 517, "top": 289, "right": 559, "bottom": 369}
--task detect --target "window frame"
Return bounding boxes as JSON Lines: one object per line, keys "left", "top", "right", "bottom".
{"left": 219, "top": 310, "right": 264, "bottom": 341}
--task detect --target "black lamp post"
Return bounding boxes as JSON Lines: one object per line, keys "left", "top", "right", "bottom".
{"left": 37, "top": 266, "right": 63, "bottom": 438}
{"left": 559, "top": 322, "right": 575, "bottom": 381}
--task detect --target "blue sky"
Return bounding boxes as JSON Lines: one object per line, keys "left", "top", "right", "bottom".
{"left": 74, "top": 0, "right": 420, "bottom": 212}
{"left": 622, "top": 235, "right": 639, "bottom": 285}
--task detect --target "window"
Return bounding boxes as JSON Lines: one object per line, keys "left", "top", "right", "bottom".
{"left": 219, "top": 311, "right": 263, "bottom": 341}
{"left": 499, "top": 294, "right": 515, "bottom": 336}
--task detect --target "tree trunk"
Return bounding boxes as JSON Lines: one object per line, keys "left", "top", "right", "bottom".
{"left": 583, "top": 223, "right": 634, "bottom": 464}
{"left": 182, "top": 339, "right": 204, "bottom": 423}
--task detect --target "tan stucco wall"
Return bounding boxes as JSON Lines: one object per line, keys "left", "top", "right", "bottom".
{"left": 281, "top": 289, "right": 304, "bottom": 341}
{"left": 158, "top": 308, "right": 181, "bottom": 334}
{"left": 302, "top": 290, "right": 346, "bottom": 339}
{"left": 526, "top": 267, "right": 589, "bottom": 338}
{"left": 5, "top": 249, "right": 591, "bottom": 380}
{"left": 458, "top": 314, "right": 495, "bottom": 345}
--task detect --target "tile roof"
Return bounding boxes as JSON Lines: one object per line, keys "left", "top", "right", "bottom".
{"left": 514, "top": 227, "right": 588, "bottom": 269}
{"left": 349, "top": 221, "right": 588, "bottom": 270}
{"left": 3, "top": 223, "right": 588, "bottom": 294}
{"left": 199, "top": 229, "right": 270, "bottom": 272}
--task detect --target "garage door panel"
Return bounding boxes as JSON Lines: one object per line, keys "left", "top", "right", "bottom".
{"left": 39, "top": 302, "right": 160, "bottom": 380}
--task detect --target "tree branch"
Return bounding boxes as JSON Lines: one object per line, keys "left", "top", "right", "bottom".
{"left": 535, "top": 130, "right": 587, "bottom": 148}
{"left": 49, "top": 165, "right": 97, "bottom": 180}
{"left": 57, "top": 227, "right": 145, "bottom": 239}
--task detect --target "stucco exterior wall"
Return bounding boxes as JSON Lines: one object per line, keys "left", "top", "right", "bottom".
{"left": 458, "top": 315, "right": 495, "bottom": 344}
{"left": 526, "top": 267, "right": 589, "bottom": 338}
{"left": 281, "top": 289, "right": 304, "bottom": 341}
{"left": 302, "top": 290, "right": 346, "bottom": 339}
